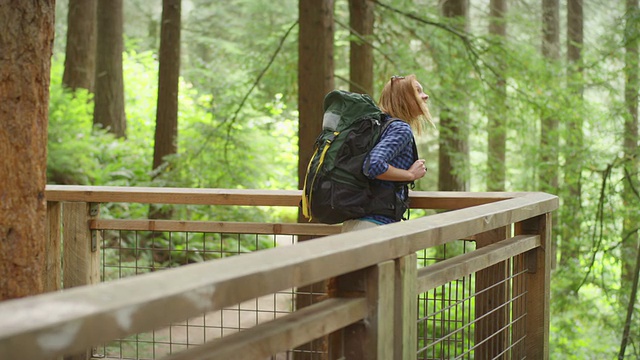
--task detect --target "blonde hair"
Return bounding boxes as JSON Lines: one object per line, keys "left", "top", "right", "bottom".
{"left": 378, "top": 74, "right": 432, "bottom": 135}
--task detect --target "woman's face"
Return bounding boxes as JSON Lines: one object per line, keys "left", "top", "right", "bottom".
{"left": 414, "top": 81, "right": 429, "bottom": 102}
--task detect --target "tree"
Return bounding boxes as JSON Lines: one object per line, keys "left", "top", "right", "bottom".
{"left": 298, "top": 1, "right": 335, "bottom": 193}
{"left": 621, "top": 0, "right": 639, "bottom": 303}
{"left": 559, "top": 0, "right": 584, "bottom": 267}
{"left": 438, "top": 0, "right": 470, "bottom": 192}
{"left": 0, "top": 1, "right": 55, "bottom": 300}
{"left": 62, "top": 0, "right": 97, "bottom": 92}
{"left": 349, "top": 0, "right": 374, "bottom": 95}
{"left": 486, "top": 0, "right": 507, "bottom": 191}
{"left": 94, "top": 0, "right": 127, "bottom": 138}
{"left": 297, "top": 2, "right": 335, "bottom": 358}
{"left": 153, "top": 0, "right": 181, "bottom": 176}
{"left": 539, "top": 0, "right": 560, "bottom": 193}
{"left": 149, "top": 0, "right": 181, "bottom": 222}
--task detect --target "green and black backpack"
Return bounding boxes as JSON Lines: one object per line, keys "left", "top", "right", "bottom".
{"left": 301, "top": 90, "right": 417, "bottom": 224}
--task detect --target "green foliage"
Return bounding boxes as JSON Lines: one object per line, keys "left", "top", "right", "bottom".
{"left": 47, "top": 72, "right": 100, "bottom": 185}
{"left": 49, "top": 5, "right": 302, "bottom": 270}
{"left": 551, "top": 283, "right": 623, "bottom": 359}
{"left": 48, "top": 47, "right": 298, "bottom": 218}
{"left": 48, "top": 59, "right": 145, "bottom": 186}
{"left": 49, "top": 0, "right": 640, "bottom": 357}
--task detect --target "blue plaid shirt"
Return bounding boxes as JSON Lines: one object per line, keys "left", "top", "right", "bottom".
{"left": 361, "top": 119, "right": 415, "bottom": 224}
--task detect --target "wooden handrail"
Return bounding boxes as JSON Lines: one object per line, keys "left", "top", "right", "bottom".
{"left": 0, "top": 187, "right": 560, "bottom": 360}
{"left": 163, "top": 298, "right": 369, "bottom": 360}
{"left": 0, "top": 191, "right": 557, "bottom": 359}
{"left": 90, "top": 219, "right": 342, "bottom": 236}
{"left": 45, "top": 185, "right": 527, "bottom": 210}
{"left": 416, "top": 234, "right": 541, "bottom": 292}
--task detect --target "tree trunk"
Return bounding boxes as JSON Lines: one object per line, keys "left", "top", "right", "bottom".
{"left": 438, "top": 0, "right": 470, "bottom": 192}
{"left": 486, "top": 0, "right": 507, "bottom": 191}
{"left": 618, "top": 233, "right": 640, "bottom": 359}
{"left": 94, "top": 0, "right": 127, "bottom": 138}
{"left": 621, "top": 0, "right": 639, "bottom": 301}
{"left": 349, "top": 0, "right": 374, "bottom": 96}
{"left": 298, "top": 1, "right": 335, "bottom": 193}
{"left": 559, "top": 0, "right": 584, "bottom": 268}
{"left": 297, "top": 2, "right": 335, "bottom": 358}
{"left": 153, "top": 0, "right": 181, "bottom": 172}
{"left": 150, "top": 0, "right": 181, "bottom": 221}
{"left": 63, "top": 0, "right": 97, "bottom": 92}
{"left": 0, "top": 1, "right": 55, "bottom": 300}
{"left": 539, "top": 0, "right": 560, "bottom": 193}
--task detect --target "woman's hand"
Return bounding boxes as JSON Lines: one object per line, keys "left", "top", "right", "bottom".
{"left": 407, "top": 159, "right": 427, "bottom": 181}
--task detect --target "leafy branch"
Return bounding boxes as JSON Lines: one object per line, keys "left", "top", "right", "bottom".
{"left": 372, "top": 0, "right": 494, "bottom": 77}
{"left": 191, "top": 20, "right": 299, "bottom": 166}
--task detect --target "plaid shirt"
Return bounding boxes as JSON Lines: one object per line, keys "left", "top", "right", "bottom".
{"left": 361, "top": 119, "right": 416, "bottom": 224}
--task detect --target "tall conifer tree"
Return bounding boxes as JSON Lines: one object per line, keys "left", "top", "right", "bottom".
{"left": 94, "top": 0, "right": 127, "bottom": 137}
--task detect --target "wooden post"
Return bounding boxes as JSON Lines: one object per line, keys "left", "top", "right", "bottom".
{"left": 516, "top": 214, "right": 551, "bottom": 360}
{"left": 328, "top": 261, "right": 394, "bottom": 359}
{"left": 62, "top": 202, "right": 101, "bottom": 360}
{"left": 44, "top": 201, "right": 61, "bottom": 293}
{"left": 474, "top": 226, "right": 510, "bottom": 359}
{"left": 293, "top": 234, "right": 328, "bottom": 359}
{"left": 395, "top": 253, "right": 417, "bottom": 360}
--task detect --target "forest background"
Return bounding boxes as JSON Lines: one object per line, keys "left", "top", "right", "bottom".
{"left": 37, "top": 0, "right": 640, "bottom": 358}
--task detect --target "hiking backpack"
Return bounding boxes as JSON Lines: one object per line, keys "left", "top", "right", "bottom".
{"left": 301, "top": 90, "right": 417, "bottom": 224}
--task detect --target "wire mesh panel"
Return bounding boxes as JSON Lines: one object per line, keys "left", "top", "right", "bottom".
{"left": 95, "top": 228, "right": 306, "bottom": 359}
{"left": 416, "top": 241, "right": 475, "bottom": 360}
{"left": 416, "top": 243, "right": 529, "bottom": 360}
{"left": 100, "top": 229, "right": 287, "bottom": 280}
{"left": 87, "top": 226, "right": 535, "bottom": 359}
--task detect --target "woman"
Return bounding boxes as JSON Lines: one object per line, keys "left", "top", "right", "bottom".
{"left": 342, "top": 74, "right": 432, "bottom": 232}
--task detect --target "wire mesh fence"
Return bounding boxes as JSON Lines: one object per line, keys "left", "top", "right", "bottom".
{"left": 416, "top": 243, "right": 529, "bottom": 360}
{"left": 91, "top": 226, "right": 528, "bottom": 360}
{"left": 94, "top": 227, "right": 328, "bottom": 360}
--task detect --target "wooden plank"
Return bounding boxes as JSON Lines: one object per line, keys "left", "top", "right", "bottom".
{"left": 46, "top": 185, "right": 303, "bottom": 206}
{"left": 517, "top": 214, "right": 551, "bottom": 360}
{"left": 416, "top": 235, "right": 540, "bottom": 293}
{"left": 162, "top": 298, "right": 367, "bottom": 360}
{"left": 0, "top": 193, "right": 556, "bottom": 360}
{"left": 44, "top": 202, "right": 61, "bottom": 293}
{"left": 374, "top": 261, "right": 395, "bottom": 360}
{"left": 408, "top": 191, "right": 524, "bottom": 210}
{"left": 90, "top": 219, "right": 341, "bottom": 236}
{"left": 395, "top": 253, "right": 417, "bottom": 360}
{"left": 329, "top": 261, "right": 395, "bottom": 360}
{"left": 61, "top": 202, "right": 100, "bottom": 360}
{"left": 46, "top": 185, "right": 523, "bottom": 210}
{"left": 62, "top": 202, "right": 100, "bottom": 289}
{"left": 396, "top": 192, "right": 556, "bottom": 254}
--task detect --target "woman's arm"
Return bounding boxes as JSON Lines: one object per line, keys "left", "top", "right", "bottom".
{"left": 365, "top": 121, "right": 423, "bottom": 181}
{"left": 375, "top": 159, "right": 427, "bottom": 181}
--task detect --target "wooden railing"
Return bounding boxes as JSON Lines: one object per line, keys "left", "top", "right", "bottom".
{"left": 0, "top": 186, "right": 557, "bottom": 360}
